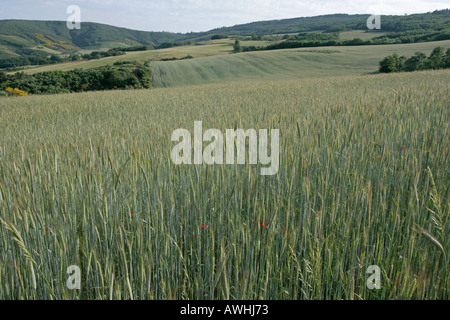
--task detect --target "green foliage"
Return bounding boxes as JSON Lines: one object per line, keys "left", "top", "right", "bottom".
{"left": 403, "top": 52, "right": 427, "bottom": 72}
{"left": 379, "top": 53, "right": 403, "bottom": 73}
{"left": 120, "top": 45, "right": 154, "bottom": 52}
{"left": 49, "top": 54, "right": 62, "bottom": 63}
{"left": 250, "top": 34, "right": 262, "bottom": 40}
{"left": 379, "top": 46, "right": 450, "bottom": 73}
{"left": 157, "top": 41, "right": 193, "bottom": 49}
{"left": 371, "top": 28, "right": 450, "bottom": 44}
{"left": 211, "top": 34, "right": 228, "bottom": 40}
{"left": 160, "top": 55, "right": 194, "bottom": 61}
{"left": 233, "top": 39, "right": 242, "bottom": 52}
{"left": 71, "top": 53, "right": 82, "bottom": 61}
{"left": 0, "top": 61, "right": 152, "bottom": 94}
{"left": 428, "top": 46, "right": 446, "bottom": 69}
{"left": 0, "top": 71, "right": 6, "bottom": 83}
{"left": 288, "top": 32, "right": 339, "bottom": 41}
{"left": 0, "top": 55, "right": 62, "bottom": 69}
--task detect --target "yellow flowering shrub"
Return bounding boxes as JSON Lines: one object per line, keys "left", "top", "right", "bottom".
{"left": 5, "top": 87, "right": 28, "bottom": 97}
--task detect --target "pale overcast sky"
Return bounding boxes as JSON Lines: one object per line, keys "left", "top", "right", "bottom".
{"left": 0, "top": 0, "right": 448, "bottom": 33}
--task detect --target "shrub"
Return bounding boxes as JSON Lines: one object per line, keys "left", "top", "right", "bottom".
{"left": 5, "top": 87, "right": 28, "bottom": 96}
{"left": 379, "top": 46, "right": 450, "bottom": 73}
{"left": 233, "top": 39, "right": 242, "bottom": 52}
{"left": 0, "top": 62, "right": 152, "bottom": 95}
{"left": 211, "top": 34, "right": 228, "bottom": 40}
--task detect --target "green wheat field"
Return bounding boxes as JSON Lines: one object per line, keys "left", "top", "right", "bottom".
{"left": 0, "top": 67, "right": 449, "bottom": 299}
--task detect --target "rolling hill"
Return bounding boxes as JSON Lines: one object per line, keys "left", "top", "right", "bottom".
{"left": 205, "top": 10, "right": 449, "bottom": 35}
{"left": 0, "top": 9, "right": 449, "bottom": 60}
{"left": 150, "top": 40, "right": 450, "bottom": 87}
{"left": 15, "top": 39, "right": 449, "bottom": 88}
{"left": 0, "top": 20, "right": 184, "bottom": 59}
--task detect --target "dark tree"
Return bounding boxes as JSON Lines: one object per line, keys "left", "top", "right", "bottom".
{"left": 233, "top": 39, "right": 242, "bottom": 52}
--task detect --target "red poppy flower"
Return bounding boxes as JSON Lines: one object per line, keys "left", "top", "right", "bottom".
{"left": 202, "top": 224, "right": 207, "bottom": 230}
{"left": 282, "top": 230, "right": 292, "bottom": 237}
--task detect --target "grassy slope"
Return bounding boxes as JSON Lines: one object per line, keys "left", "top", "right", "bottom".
{"left": 0, "top": 20, "right": 185, "bottom": 59}
{"left": 0, "top": 20, "right": 183, "bottom": 46}
{"left": 19, "top": 39, "right": 263, "bottom": 74}
{"left": 151, "top": 40, "right": 450, "bottom": 87}
{"left": 17, "top": 40, "right": 450, "bottom": 86}
{"left": 339, "top": 30, "right": 387, "bottom": 40}
{"left": 0, "top": 71, "right": 448, "bottom": 299}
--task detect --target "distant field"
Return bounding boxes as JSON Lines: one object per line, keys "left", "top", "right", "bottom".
{"left": 0, "top": 70, "right": 448, "bottom": 299}
{"left": 239, "top": 40, "right": 276, "bottom": 46}
{"left": 151, "top": 40, "right": 450, "bottom": 87}
{"left": 30, "top": 46, "right": 62, "bottom": 55}
{"left": 83, "top": 41, "right": 142, "bottom": 50}
{"left": 339, "top": 30, "right": 387, "bottom": 40}
{"left": 19, "top": 39, "right": 238, "bottom": 74}
{"left": 18, "top": 40, "right": 450, "bottom": 87}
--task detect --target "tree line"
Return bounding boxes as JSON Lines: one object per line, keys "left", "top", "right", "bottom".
{"left": 233, "top": 28, "right": 450, "bottom": 53}
{"left": 0, "top": 45, "right": 152, "bottom": 70}
{"left": 378, "top": 46, "right": 450, "bottom": 73}
{"left": 206, "top": 10, "right": 450, "bottom": 37}
{"left": 0, "top": 61, "right": 152, "bottom": 95}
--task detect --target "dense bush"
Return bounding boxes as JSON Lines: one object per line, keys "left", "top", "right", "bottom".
{"left": 233, "top": 39, "right": 242, "bottom": 52}
{"left": 0, "top": 55, "right": 57, "bottom": 69}
{"left": 0, "top": 61, "right": 152, "bottom": 95}
{"left": 211, "top": 34, "right": 228, "bottom": 40}
{"left": 379, "top": 46, "right": 450, "bottom": 73}
{"left": 157, "top": 41, "right": 191, "bottom": 49}
{"left": 82, "top": 46, "right": 152, "bottom": 60}
{"left": 160, "top": 55, "right": 194, "bottom": 61}
{"left": 288, "top": 32, "right": 339, "bottom": 41}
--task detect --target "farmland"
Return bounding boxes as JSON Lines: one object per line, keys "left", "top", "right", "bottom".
{"left": 16, "top": 40, "right": 450, "bottom": 88}
{"left": 150, "top": 40, "right": 450, "bottom": 87}
{"left": 0, "top": 69, "right": 448, "bottom": 299}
